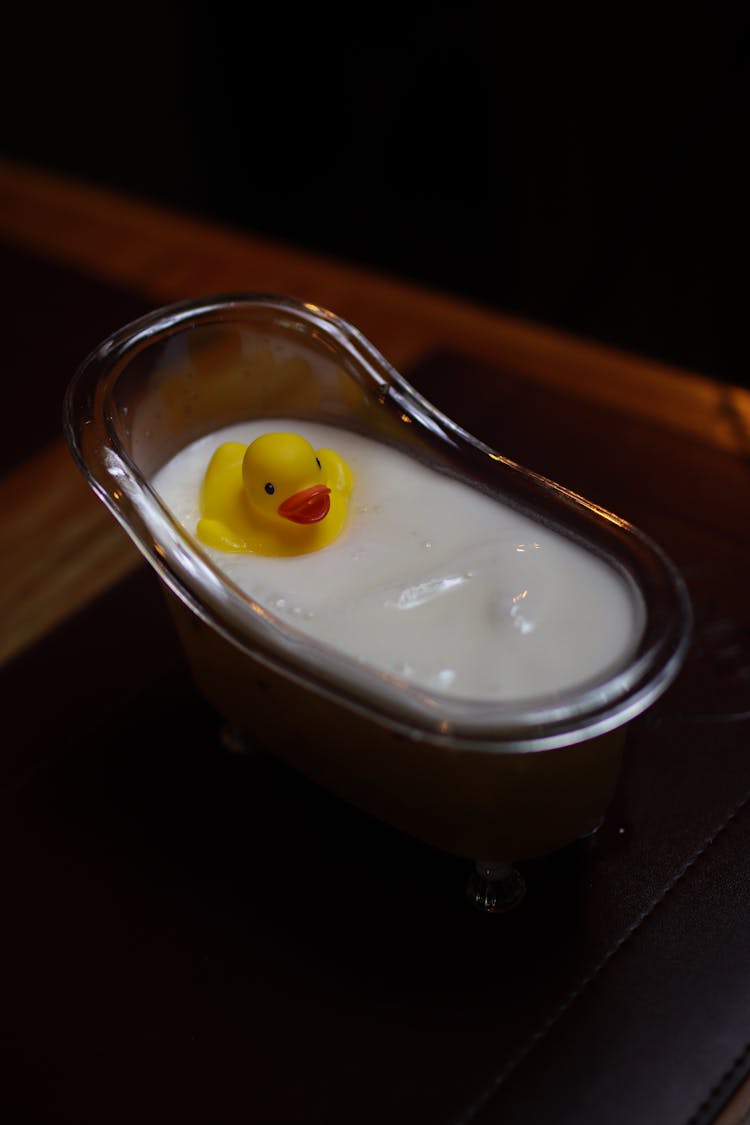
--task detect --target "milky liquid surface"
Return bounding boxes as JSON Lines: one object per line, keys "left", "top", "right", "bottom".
{"left": 152, "top": 421, "right": 640, "bottom": 702}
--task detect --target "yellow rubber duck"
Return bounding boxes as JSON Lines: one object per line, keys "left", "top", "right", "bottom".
{"left": 196, "top": 432, "right": 353, "bottom": 556}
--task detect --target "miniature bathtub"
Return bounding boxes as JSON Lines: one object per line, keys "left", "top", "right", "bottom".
{"left": 64, "top": 294, "right": 692, "bottom": 910}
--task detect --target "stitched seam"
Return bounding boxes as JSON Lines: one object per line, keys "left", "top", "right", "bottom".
{"left": 454, "top": 784, "right": 750, "bottom": 1125}
{"left": 686, "top": 1039, "right": 750, "bottom": 1125}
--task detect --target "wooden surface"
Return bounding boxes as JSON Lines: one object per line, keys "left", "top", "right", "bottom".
{"left": 2, "top": 158, "right": 750, "bottom": 1125}
{"left": 1, "top": 157, "right": 749, "bottom": 451}
{"left": 1, "top": 158, "right": 749, "bottom": 667}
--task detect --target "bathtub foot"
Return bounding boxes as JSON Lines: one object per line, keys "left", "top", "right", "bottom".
{"left": 578, "top": 815, "right": 605, "bottom": 840}
{"left": 466, "top": 859, "right": 526, "bottom": 914}
{"left": 219, "top": 721, "right": 258, "bottom": 756}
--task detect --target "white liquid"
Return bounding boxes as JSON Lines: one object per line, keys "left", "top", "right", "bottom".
{"left": 153, "top": 421, "right": 640, "bottom": 701}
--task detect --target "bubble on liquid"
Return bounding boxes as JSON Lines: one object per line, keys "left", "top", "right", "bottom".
{"left": 487, "top": 589, "right": 536, "bottom": 634}
{"left": 434, "top": 668, "right": 456, "bottom": 689}
{"left": 511, "top": 610, "right": 535, "bottom": 636}
{"left": 487, "top": 591, "right": 512, "bottom": 622}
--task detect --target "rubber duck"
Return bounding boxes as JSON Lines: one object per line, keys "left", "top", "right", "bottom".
{"left": 196, "top": 432, "right": 353, "bottom": 556}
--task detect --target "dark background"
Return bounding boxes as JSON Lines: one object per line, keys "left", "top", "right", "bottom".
{"left": 3, "top": 6, "right": 747, "bottom": 386}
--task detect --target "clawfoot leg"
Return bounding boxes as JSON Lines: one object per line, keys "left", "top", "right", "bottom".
{"left": 219, "top": 721, "right": 259, "bottom": 755}
{"left": 466, "top": 859, "right": 526, "bottom": 914}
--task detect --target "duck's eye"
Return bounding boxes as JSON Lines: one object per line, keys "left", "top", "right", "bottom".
{"left": 264, "top": 482, "right": 275, "bottom": 495}
{"left": 315, "top": 457, "right": 321, "bottom": 470}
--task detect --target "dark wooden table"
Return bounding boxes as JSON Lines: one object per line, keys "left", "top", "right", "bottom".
{"left": 2, "top": 159, "right": 750, "bottom": 1125}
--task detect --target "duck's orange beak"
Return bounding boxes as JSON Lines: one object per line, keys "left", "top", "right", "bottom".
{"left": 277, "top": 484, "right": 331, "bottom": 524}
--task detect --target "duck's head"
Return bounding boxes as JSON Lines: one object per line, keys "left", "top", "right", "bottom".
{"left": 242, "top": 433, "right": 331, "bottom": 525}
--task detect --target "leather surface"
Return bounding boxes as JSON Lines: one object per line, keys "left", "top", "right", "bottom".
{"left": 3, "top": 257, "right": 750, "bottom": 1123}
